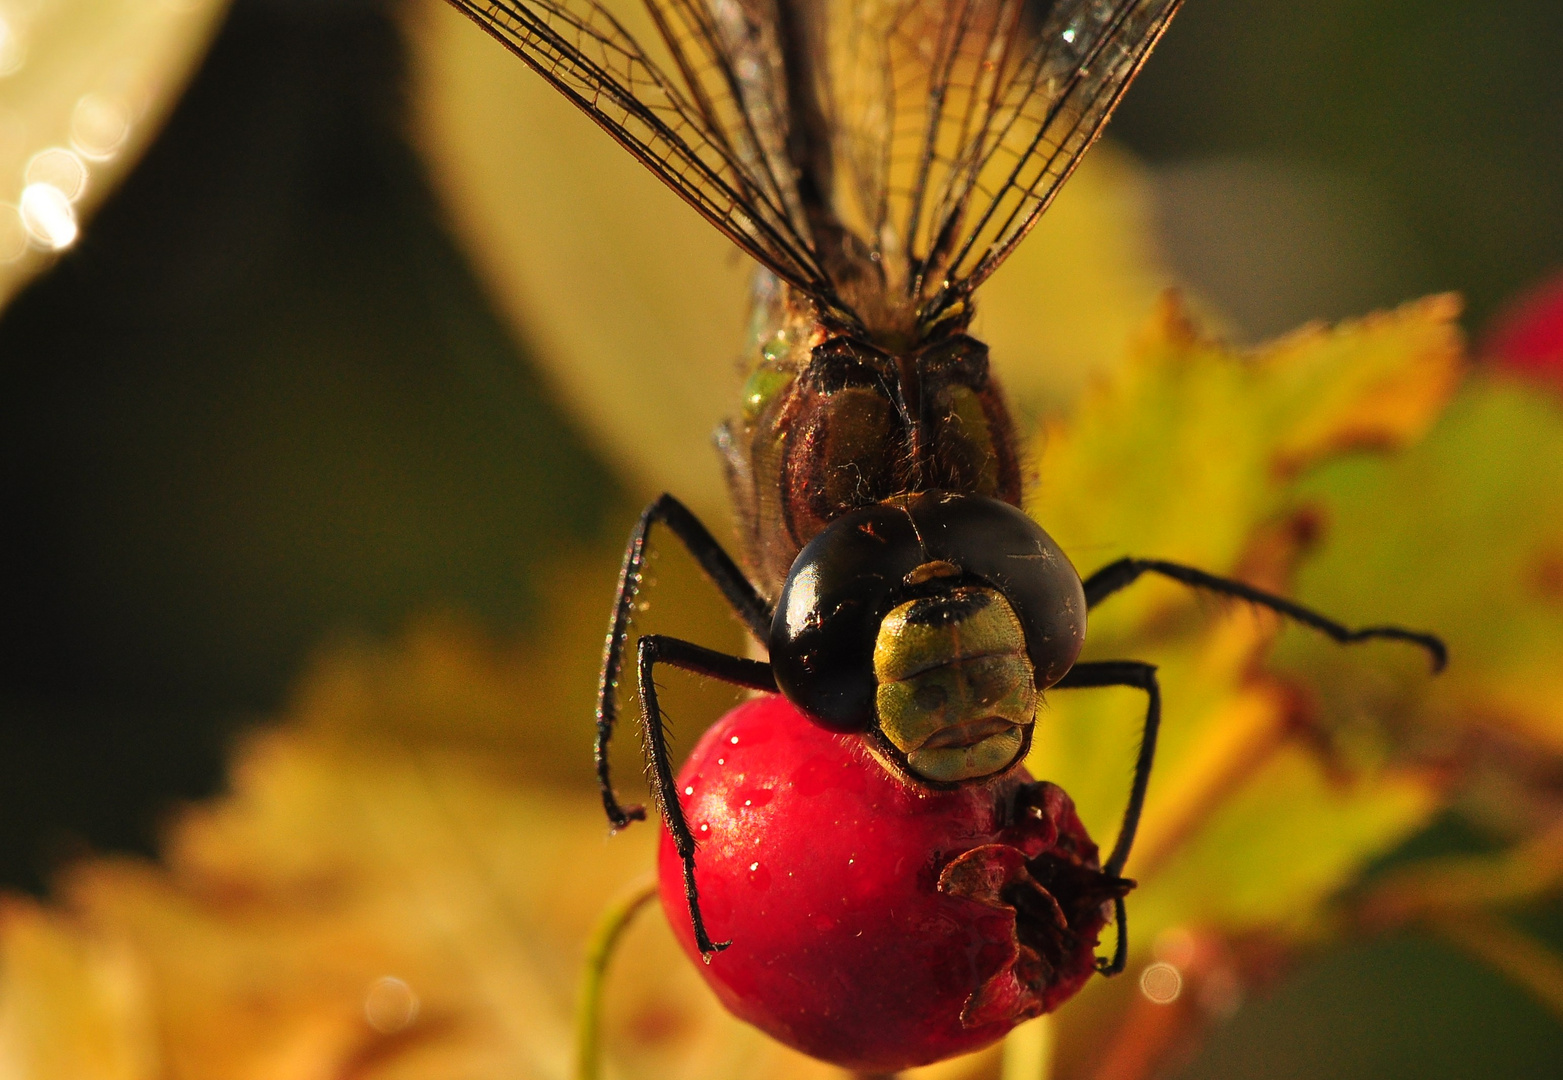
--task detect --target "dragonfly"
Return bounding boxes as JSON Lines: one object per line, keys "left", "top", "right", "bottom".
{"left": 444, "top": 0, "right": 1447, "bottom": 971}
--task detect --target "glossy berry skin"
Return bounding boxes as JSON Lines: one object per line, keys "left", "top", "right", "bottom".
{"left": 657, "top": 694, "right": 1126, "bottom": 1072}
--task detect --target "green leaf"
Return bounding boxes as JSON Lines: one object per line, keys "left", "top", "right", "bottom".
{"left": 1285, "top": 379, "right": 1563, "bottom": 757}
{"left": 1029, "top": 293, "right": 1465, "bottom": 948}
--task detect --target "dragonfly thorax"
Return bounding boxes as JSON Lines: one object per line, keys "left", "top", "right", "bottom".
{"left": 720, "top": 282, "right": 1024, "bottom": 598}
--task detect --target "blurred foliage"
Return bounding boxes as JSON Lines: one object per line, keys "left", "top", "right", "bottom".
{"left": 1034, "top": 293, "right": 1463, "bottom": 927}
{"left": 0, "top": 1, "right": 625, "bottom": 889}
{"left": 1027, "top": 299, "right": 1563, "bottom": 1077}
{"left": 1288, "top": 382, "right": 1563, "bottom": 758}
{"left": 0, "top": 588, "right": 947, "bottom": 1080}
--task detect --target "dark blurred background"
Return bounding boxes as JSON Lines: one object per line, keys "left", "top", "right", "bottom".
{"left": 0, "top": 0, "right": 623, "bottom": 889}
{"left": 0, "top": 0, "right": 1558, "bottom": 1075}
{"left": 1116, "top": 1, "right": 1563, "bottom": 339}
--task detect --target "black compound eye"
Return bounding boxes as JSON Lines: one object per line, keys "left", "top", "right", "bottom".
{"left": 768, "top": 493, "right": 1087, "bottom": 735}
{"left": 906, "top": 494, "right": 1088, "bottom": 689}
{"left": 768, "top": 504, "right": 922, "bottom": 732}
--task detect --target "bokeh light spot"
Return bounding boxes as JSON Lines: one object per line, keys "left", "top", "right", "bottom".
{"left": 19, "top": 184, "right": 77, "bottom": 250}
{"left": 1152, "top": 925, "right": 1197, "bottom": 968}
{"left": 26, "top": 148, "right": 89, "bottom": 203}
{"left": 0, "top": 14, "right": 24, "bottom": 77}
{"left": 72, "top": 94, "right": 132, "bottom": 160}
{"left": 1139, "top": 961, "right": 1183, "bottom": 1005}
{"left": 363, "top": 975, "right": 420, "bottom": 1034}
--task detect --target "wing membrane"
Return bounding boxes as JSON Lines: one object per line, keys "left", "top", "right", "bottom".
{"left": 445, "top": 0, "right": 835, "bottom": 303}
{"left": 446, "top": 0, "right": 1182, "bottom": 336}
{"left": 823, "top": 0, "right": 1182, "bottom": 327}
{"left": 934, "top": 0, "right": 1182, "bottom": 311}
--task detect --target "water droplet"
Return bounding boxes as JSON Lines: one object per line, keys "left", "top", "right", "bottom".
{"left": 725, "top": 786, "right": 775, "bottom": 812}
{"left": 748, "top": 860, "right": 771, "bottom": 891}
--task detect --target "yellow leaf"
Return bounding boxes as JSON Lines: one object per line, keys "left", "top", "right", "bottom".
{"left": 1285, "top": 379, "right": 1563, "bottom": 756}
{"left": 1032, "top": 292, "right": 1465, "bottom": 642}
{"left": 0, "top": 898, "right": 156, "bottom": 1080}
{"left": 1, "top": 547, "right": 810, "bottom": 1080}
{"left": 1264, "top": 293, "right": 1466, "bottom": 476}
{"left": 1132, "top": 745, "right": 1441, "bottom": 939}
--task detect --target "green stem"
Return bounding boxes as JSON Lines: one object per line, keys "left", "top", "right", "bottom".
{"left": 575, "top": 872, "right": 659, "bottom": 1080}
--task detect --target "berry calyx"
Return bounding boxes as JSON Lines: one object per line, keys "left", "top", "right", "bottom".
{"left": 657, "top": 694, "right": 1128, "bottom": 1072}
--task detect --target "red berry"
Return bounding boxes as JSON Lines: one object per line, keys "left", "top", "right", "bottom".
{"left": 1486, "top": 270, "right": 1563, "bottom": 388}
{"left": 657, "top": 694, "right": 1126, "bottom": 1072}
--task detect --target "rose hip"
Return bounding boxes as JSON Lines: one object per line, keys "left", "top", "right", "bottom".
{"left": 657, "top": 694, "right": 1127, "bottom": 1072}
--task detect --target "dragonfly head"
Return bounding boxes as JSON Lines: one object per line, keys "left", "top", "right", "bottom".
{"left": 769, "top": 492, "right": 1086, "bottom": 787}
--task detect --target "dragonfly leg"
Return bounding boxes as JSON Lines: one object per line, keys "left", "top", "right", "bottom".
{"left": 1053, "top": 659, "right": 1160, "bottom": 976}
{"left": 637, "top": 633, "right": 777, "bottom": 957}
{"left": 598, "top": 494, "right": 773, "bottom": 829}
{"left": 1081, "top": 558, "right": 1446, "bottom": 672}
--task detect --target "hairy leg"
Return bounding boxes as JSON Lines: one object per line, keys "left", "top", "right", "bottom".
{"left": 1054, "top": 660, "right": 1160, "bottom": 975}
{"left": 1081, "top": 557, "right": 1446, "bottom": 671}
{"left": 598, "top": 494, "right": 772, "bottom": 827}
{"left": 635, "top": 633, "right": 776, "bottom": 956}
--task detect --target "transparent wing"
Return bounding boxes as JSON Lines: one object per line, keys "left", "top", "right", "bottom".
{"left": 444, "top": 0, "right": 838, "bottom": 305}
{"left": 822, "top": 0, "right": 1183, "bottom": 327}
{"left": 448, "top": 0, "right": 1182, "bottom": 337}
